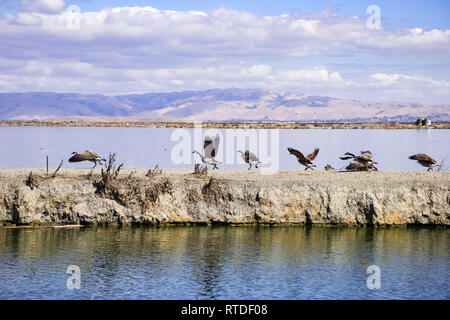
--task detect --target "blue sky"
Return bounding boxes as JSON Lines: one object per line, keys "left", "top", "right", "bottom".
{"left": 0, "top": 0, "right": 449, "bottom": 103}
{"left": 27, "top": 0, "right": 450, "bottom": 29}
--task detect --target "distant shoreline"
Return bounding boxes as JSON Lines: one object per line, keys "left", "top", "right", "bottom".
{"left": 1, "top": 120, "right": 449, "bottom": 129}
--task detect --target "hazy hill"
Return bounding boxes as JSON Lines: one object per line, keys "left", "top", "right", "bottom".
{"left": 0, "top": 89, "right": 448, "bottom": 122}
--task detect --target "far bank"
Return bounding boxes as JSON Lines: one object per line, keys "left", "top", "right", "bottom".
{"left": 1, "top": 120, "right": 449, "bottom": 129}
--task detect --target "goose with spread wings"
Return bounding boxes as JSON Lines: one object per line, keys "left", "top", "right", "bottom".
{"left": 340, "top": 150, "right": 378, "bottom": 171}
{"left": 408, "top": 153, "right": 439, "bottom": 171}
{"left": 193, "top": 134, "right": 221, "bottom": 169}
{"left": 238, "top": 150, "right": 261, "bottom": 170}
{"left": 68, "top": 150, "right": 106, "bottom": 168}
{"left": 287, "top": 147, "right": 319, "bottom": 170}
{"left": 340, "top": 150, "right": 376, "bottom": 164}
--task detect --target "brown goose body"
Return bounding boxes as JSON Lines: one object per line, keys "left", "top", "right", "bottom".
{"left": 238, "top": 150, "right": 260, "bottom": 170}
{"left": 409, "top": 153, "right": 438, "bottom": 171}
{"left": 324, "top": 164, "right": 335, "bottom": 171}
{"left": 345, "top": 161, "right": 378, "bottom": 172}
{"left": 69, "top": 150, "right": 106, "bottom": 168}
{"left": 287, "top": 147, "right": 319, "bottom": 170}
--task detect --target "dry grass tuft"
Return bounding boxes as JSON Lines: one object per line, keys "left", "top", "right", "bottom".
{"left": 146, "top": 165, "right": 163, "bottom": 178}
{"left": 193, "top": 163, "right": 208, "bottom": 177}
{"left": 201, "top": 177, "right": 233, "bottom": 205}
{"left": 94, "top": 153, "right": 173, "bottom": 210}
{"left": 25, "top": 160, "right": 64, "bottom": 189}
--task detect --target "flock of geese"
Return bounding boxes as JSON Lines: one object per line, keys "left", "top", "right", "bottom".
{"left": 68, "top": 134, "right": 441, "bottom": 172}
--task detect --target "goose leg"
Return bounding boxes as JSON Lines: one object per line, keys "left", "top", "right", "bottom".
{"left": 248, "top": 164, "right": 252, "bottom": 170}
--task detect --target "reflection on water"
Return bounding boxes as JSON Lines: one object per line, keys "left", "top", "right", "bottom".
{"left": 0, "top": 226, "right": 448, "bottom": 299}
{"left": 0, "top": 126, "right": 449, "bottom": 171}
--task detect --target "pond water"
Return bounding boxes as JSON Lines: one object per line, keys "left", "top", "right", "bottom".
{"left": 0, "top": 226, "right": 448, "bottom": 300}
{"left": 0, "top": 126, "right": 449, "bottom": 171}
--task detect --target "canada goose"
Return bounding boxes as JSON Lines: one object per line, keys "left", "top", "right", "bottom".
{"left": 324, "top": 164, "right": 335, "bottom": 171}
{"left": 69, "top": 150, "right": 106, "bottom": 168}
{"left": 287, "top": 147, "right": 319, "bottom": 170}
{"left": 193, "top": 134, "right": 221, "bottom": 169}
{"left": 409, "top": 153, "right": 439, "bottom": 171}
{"left": 238, "top": 150, "right": 261, "bottom": 170}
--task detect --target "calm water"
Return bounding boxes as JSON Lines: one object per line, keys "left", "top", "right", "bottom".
{"left": 0, "top": 226, "right": 448, "bottom": 300}
{"left": 0, "top": 126, "right": 449, "bottom": 171}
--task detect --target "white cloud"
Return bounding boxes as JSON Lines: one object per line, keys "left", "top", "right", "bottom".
{"left": 3, "top": 57, "right": 449, "bottom": 103}
{"left": 276, "top": 67, "right": 344, "bottom": 83}
{"left": 370, "top": 73, "right": 450, "bottom": 89}
{"left": 0, "top": 6, "right": 449, "bottom": 103}
{"left": 1, "top": 6, "right": 449, "bottom": 63}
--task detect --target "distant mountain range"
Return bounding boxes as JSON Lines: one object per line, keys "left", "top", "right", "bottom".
{"left": 0, "top": 89, "right": 448, "bottom": 122}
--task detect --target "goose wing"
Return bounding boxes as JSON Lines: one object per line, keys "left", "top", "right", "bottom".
{"left": 340, "top": 152, "right": 355, "bottom": 160}
{"left": 306, "top": 148, "right": 319, "bottom": 161}
{"left": 212, "top": 134, "right": 220, "bottom": 158}
{"left": 360, "top": 151, "right": 372, "bottom": 160}
{"left": 204, "top": 134, "right": 220, "bottom": 158}
{"left": 204, "top": 136, "right": 213, "bottom": 158}
{"left": 287, "top": 147, "right": 310, "bottom": 163}
{"left": 409, "top": 153, "right": 436, "bottom": 163}
{"left": 354, "top": 155, "right": 371, "bottom": 163}
{"left": 82, "top": 150, "right": 99, "bottom": 158}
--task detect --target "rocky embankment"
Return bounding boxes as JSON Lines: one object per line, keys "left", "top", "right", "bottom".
{"left": 0, "top": 169, "right": 448, "bottom": 226}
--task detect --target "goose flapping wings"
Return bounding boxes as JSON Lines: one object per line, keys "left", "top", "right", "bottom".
{"left": 69, "top": 150, "right": 103, "bottom": 163}
{"left": 409, "top": 153, "right": 439, "bottom": 171}
{"left": 409, "top": 153, "right": 436, "bottom": 164}
{"left": 287, "top": 147, "right": 312, "bottom": 165}
{"left": 340, "top": 151, "right": 373, "bottom": 163}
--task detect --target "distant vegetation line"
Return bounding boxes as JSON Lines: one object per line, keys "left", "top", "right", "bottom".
{"left": 0, "top": 120, "right": 449, "bottom": 129}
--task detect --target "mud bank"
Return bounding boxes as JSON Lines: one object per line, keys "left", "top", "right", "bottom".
{"left": 0, "top": 169, "right": 448, "bottom": 226}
